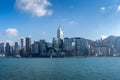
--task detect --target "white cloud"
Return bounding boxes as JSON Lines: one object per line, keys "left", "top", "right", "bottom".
{"left": 117, "top": 5, "right": 120, "bottom": 12}
{"left": 100, "top": 35, "right": 107, "bottom": 40}
{"left": 15, "top": 0, "right": 53, "bottom": 17}
{"left": 100, "top": 7, "right": 105, "bottom": 11}
{"left": 4, "top": 28, "right": 18, "bottom": 37}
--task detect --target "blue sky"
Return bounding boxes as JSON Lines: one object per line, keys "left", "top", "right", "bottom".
{"left": 0, "top": 0, "right": 120, "bottom": 43}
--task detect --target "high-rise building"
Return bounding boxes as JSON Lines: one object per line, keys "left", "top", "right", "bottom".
{"left": 33, "top": 41, "right": 39, "bottom": 54}
{"left": 0, "top": 43, "right": 5, "bottom": 55}
{"left": 20, "top": 38, "right": 24, "bottom": 56}
{"left": 64, "top": 38, "right": 70, "bottom": 50}
{"left": 57, "top": 25, "right": 64, "bottom": 49}
{"left": 11, "top": 46, "right": 14, "bottom": 56}
{"left": 5, "top": 42, "right": 11, "bottom": 56}
{"left": 14, "top": 42, "right": 19, "bottom": 56}
{"left": 39, "top": 40, "right": 47, "bottom": 57}
{"left": 57, "top": 25, "right": 63, "bottom": 40}
{"left": 75, "top": 38, "right": 81, "bottom": 56}
{"left": 52, "top": 37, "right": 59, "bottom": 49}
{"left": 25, "top": 37, "right": 31, "bottom": 56}
{"left": 70, "top": 38, "right": 76, "bottom": 56}
{"left": 21, "top": 39, "right": 24, "bottom": 49}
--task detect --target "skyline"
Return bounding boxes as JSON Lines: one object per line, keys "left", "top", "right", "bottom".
{"left": 1, "top": 0, "right": 120, "bottom": 43}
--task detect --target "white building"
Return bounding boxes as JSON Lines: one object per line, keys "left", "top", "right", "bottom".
{"left": 57, "top": 25, "right": 63, "bottom": 40}
{"left": 57, "top": 25, "right": 64, "bottom": 49}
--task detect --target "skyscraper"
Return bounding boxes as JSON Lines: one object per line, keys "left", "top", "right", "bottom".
{"left": 25, "top": 37, "right": 31, "bottom": 56}
{"left": 0, "top": 43, "right": 5, "bottom": 55}
{"left": 33, "top": 41, "right": 39, "bottom": 55}
{"left": 5, "top": 42, "right": 11, "bottom": 56}
{"left": 39, "top": 40, "right": 47, "bottom": 57}
{"left": 57, "top": 25, "right": 63, "bottom": 40}
{"left": 57, "top": 25, "right": 64, "bottom": 49}
{"left": 21, "top": 38, "right": 24, "bottom": 49}
{"left": 20, "top": 38, "right": 24, "bottom": 56}
{"left": 14, "top": 42, "right": 19, "bottom": 56}
{"left": 75, "top": 38, "right": 81, "bottom": 56}
{"left": 52, "top": 37, "right": 59, "bottom": 49}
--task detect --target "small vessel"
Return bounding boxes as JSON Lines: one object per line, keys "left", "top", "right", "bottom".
{"left": 15, "top": 55, "right": 21, "bottom": 58}
{"left": 0, "top": 54, "right": 5, "bottom": 58}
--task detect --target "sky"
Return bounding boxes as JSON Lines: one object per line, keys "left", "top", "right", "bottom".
{"left": 0, "top": 0, "right": 120, "bottom": 43}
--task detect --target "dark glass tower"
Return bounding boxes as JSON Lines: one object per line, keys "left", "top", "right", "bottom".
{"left": 14, "top": 42, "right": 19, "bottom": 56}
{"left": 25, "top": 37, "right": 31, "bottom": 56}
{"left": 0, "top": 43, "right": 5, "bottom": 55}
{"left": 5, "top": 43, "right": 11, "bottom": 56}
{"left": 21, "top": 39, "right": 24, "bottom": 49}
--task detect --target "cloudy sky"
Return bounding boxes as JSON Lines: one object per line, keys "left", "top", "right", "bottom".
{"left": 0, "top": 0, "right": 120, "bottom": 43}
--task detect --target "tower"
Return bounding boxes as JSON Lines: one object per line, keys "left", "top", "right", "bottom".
{"left": 5, "top": 42, "right": 11, "bottom": 56}
{"left": 57, "top": 25, "right": 63, "bottom": 40}
{"left": 14, "top": 42, "right": 19, "bottom": 55}
{"left": 20, "top": 38, "right": 24, "bottom": 56}
{"left": 21, "top": 38, "right": 24, "bottom": 49}
{"left": 25, "top": 37, "right": 31, "bottom": 56}
{"left": 57, "top": 25, "right": 64, "bottom": 49}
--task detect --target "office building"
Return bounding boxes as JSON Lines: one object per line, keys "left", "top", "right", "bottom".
{"left": 33, "top": 41, "right": 39, "bottom": 54}
{"left": 5, "top": 42, "right": 11, "bottom": 56}
{"left": 57, "top": 25, "right": 64, "bottom": 49}
{"left": 52, "top": 37, "right": 59, "bottom": 49}
{"left": 25, "top": 37, "right": 31, "bottom": 56}
{"left": 14, "top": 42, "right": 19, "bottom": 56}
{"left": 40, "top": 40, "right": 47, "bottom": 57}
{"left": 0, "top": 43, "right": 5, "bottom": 55}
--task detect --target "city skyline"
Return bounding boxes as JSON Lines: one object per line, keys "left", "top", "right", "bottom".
{"left": 1, "top": 0, "right": 120, "bottom": 43}
{"left": 1, "top": 24, "right": 120, "bottom": 58}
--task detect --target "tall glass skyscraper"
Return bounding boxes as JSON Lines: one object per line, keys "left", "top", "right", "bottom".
{"left": 21, "top": 38, "right": 24, "bottom": 49}
{"left": 57, "top": 25, "right": 64, "bottom": 49}
{"left": 25, "top": 37, "right": 31, "bottom": 56}
{"left": 57, "top": 25, "right": 63, "bottom": 40}
{"left": 5, "top": 43, "right": 11, "bottom": 56}
{"left": 0, "top": 43, "right": 5, "bottom": 55}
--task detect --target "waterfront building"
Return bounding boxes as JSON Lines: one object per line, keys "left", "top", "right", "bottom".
{"left": 0, "top": 43, "right": 5, "bottom": 55}
{"left": 39, "top": 40, "right": 47, "bottom": 57}
{"left": 75, "top": 38, "right": 81, "bottom": 56}
{"left": 14, "top": 42, "right": 19, "bottom": 56}
{"left": 115, "top": 37, "right": 120, "bottom": 53}
{"left": 33, "top": 41, "right": 39, "bottom": 55}
{"left": 20, "top": 38, "right": 24, "bottom": 56}
{"left": 63, "top": 38, "right": 70, "bottom": 56}
{"left": 64, "top": 38, "right": 76, "bottom": 56}
{"left": 70, "top": 38, "right": 76, "bottom": 56}
{"left": 52, "top": 37, "right": 59, "bottom": 49}
{"left": 94, "top": 46, "right": 108, "bottom": 56}
{"left": 11, "top": 46, "right": 14, "bottom": 56}
{"left": 64, "top": 38, "right": 70, "bottom": 50}
{"left": 5, "top": 42, "right": 11, "bottom": 56}
{"left": 21, "top": 38, "right": 24, "bottom": 49}
{"left": 25, "top": 37, "right": 31, "bottom": 56}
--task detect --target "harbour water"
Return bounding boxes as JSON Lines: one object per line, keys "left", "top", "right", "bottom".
{"left": 0, "top": 57, "right": 120, "bottom": 80}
